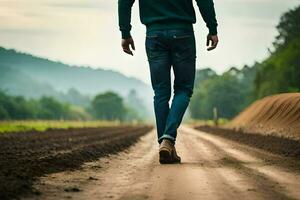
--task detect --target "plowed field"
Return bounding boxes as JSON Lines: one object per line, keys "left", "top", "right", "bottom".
{"left": 0, "top": 125, "right": 153, "bottom": 200}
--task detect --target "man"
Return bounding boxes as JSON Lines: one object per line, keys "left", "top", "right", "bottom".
{"left": 118, "top": 0, "right": 218, "bottom": 164}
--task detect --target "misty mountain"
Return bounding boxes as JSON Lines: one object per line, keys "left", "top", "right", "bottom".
{"left": 0, "top": 64, "right": 91, "bottom": 106}
{"left": 0, "top": 47, "right": 153, "bottom": 108}
{"left": 0, "top": 65, "right": 58, "bottom": 98}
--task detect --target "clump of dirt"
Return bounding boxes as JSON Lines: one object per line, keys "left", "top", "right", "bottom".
{"left": 64, "top": 187, "right": 81, "bottom": 192}
{"left": 227, "top": 93, "right": 300, "bottom": 140}
{"left": 0, "top": 125, "right": 152, "bottom": 200}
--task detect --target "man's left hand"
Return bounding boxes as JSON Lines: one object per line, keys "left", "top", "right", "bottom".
{"left": 206, "top": 35, "right": 219, "bottom": 51}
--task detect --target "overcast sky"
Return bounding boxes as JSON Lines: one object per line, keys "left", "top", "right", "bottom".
{"left": 0, "top": 0, "right": 299, "bottom": 84}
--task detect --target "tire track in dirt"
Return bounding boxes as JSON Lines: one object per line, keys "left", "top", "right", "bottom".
{"left": 179, "top": 132, "right": 264, "bottom": 200}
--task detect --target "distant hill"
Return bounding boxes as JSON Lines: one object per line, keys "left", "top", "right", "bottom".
{"left": 0, "top": 47, "right": 153, "bottom": 108}
{"left": 0, "top": 65, "right": 58, "bottom": 98}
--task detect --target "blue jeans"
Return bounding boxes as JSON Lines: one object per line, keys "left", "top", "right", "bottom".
{"left": 145, "top": 28, "right": 196, "bottom": 144}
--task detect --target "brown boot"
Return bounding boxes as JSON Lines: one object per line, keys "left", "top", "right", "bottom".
{"left": 171, "top": 145, "right": 181, "bottom": 163}
{"left": 159, "top": 139, "right": 173, "bottom": 164}
{"left": 159, "top": 139, "right": 181, "bottom": 164}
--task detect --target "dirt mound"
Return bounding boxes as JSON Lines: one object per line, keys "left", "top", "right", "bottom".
{"left": 0, "top": 125, "right": 152, "bottom": 200}
{"left": 227, "top": 93, "right": 300, "bottom": 140}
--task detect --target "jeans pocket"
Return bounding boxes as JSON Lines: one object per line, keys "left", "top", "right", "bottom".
{"left": 172, "top": 33, "right": 196, "bottom": 63}
{"left": 172, "top": 31, "right": 194, "bottom": 50}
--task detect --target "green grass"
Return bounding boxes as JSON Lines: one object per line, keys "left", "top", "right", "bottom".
{"left": 0, "top": 120, "right": 122, "bottom": 134}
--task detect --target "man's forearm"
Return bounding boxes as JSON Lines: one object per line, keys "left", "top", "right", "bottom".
{"left": 118, "top": 0, "right": 135, "bottom": 39}
{"left": 195, "top": 0, "right": 218, "bottom": 35}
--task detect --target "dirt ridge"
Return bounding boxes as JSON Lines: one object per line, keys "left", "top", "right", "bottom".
{"left": 228, "top": 93, "right": 300, "bottom": 140}
{"left": 195, "top": 125, "right": 300, "bottom": 159}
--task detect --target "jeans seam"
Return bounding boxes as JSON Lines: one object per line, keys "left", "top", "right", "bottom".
{"left": 173, "top": 35, "right": 191, "bottom": 39}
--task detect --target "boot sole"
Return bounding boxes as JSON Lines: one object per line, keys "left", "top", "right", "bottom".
{"left": 159, "top": 149, "right": 172, "bottom": 164}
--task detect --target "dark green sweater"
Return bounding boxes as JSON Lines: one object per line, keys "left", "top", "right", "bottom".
{"left": 118, "top": 0, "right": 218, "bottom": 39}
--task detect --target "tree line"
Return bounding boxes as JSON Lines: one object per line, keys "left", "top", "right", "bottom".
{"left": 189, "top": 5, "right": 300, "bottom": 120}
{"left": 0, "top": 90, "right": 144, "bottom": 121}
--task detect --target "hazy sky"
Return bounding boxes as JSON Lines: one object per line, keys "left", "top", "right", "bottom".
{"left": 0, "top": 0, "right": 299, "bottom": 84}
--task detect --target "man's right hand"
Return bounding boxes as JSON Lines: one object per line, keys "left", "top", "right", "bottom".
{"left": 121, "top": 37, "right": 135, "bottom": 56}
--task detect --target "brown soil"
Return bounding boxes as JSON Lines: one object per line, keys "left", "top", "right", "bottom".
{"left": 0, "top": 125, "right": 153, "bottom": 200}
{"left": 24, "top": 126, "right": 300, "bottom": 200}
{"left": 227, "top": 93, "right": 300, "bottom": 140}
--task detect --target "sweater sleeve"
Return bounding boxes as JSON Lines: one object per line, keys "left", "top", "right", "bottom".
{"left": 118, "top": 0, "right": 135, "bottom": 39}
{"left": 195, "top": 0, "right": 218, "bottom": 35}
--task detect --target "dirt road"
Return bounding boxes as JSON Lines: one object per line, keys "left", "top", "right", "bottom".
{"left": 26, "top": 126, "right": 300, "bottom": 200}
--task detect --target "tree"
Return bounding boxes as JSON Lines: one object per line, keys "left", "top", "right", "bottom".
{"left": 125, "top": 89, "right": 148, "bottom": 120}
{"left": 0, "top": 106, "right": 9, "bottom": 120}
{"left": 254, "top": 5, "right": 300, "bottom": 98}
{"left": 37, "top": 97, "right": 69, "bottom": 119}
{"left": 91, "top": 91, "right": 126, "bottom": 120}
{"left": 0, "top": 90, "right": 90, "bottom": 120}
{"left": 274, "top": 5, "right": 300, "bottom": 49}
{"left": 64, "top": 88, "right": 90, "bottom": 107}
{"left": 190, "top": 67, "right": 256, "bottom": 120}
{"left": 0, "top": 91, "right": 35, "bottom": 119}
{"left": 190, "top": 74, "right": 245, "bottom": 119}
{"left": 194, "top": 68, "right": 217, "bottom": 86}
